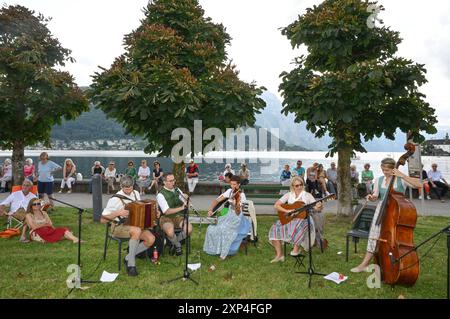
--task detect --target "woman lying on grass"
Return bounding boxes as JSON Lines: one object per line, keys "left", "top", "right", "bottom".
{"left": 25, "top": 198, "right": 81, "bottom": 243}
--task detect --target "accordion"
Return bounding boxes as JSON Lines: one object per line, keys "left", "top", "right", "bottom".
{"left": 123, "top": 200, "right": 158, "bottom": 229}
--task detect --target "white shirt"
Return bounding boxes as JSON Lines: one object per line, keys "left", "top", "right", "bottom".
{"left": 2, "top": 164, "right": 12, "bottom": 177}
{"left": 0, "top": 191, "right": 37, "bottom": 215}
{"left": 278, "top": 190, "right": 315, "bottom": 205}
{"left": 102, "top": 190, "right": 140, "bottom": 222}
{"left": 223, "top": 169, "right": 235, "bottom": 176}
{"left": 138, "top": 166, "right": 151, "bottom": 178}
{"left": 156, "top": 187, "right": 187, "bottom": 214}
{"left": 104, "top": 168, "right": 116, "bottom": 178}
{"left": 428, "top": 170, "right": 444, "bottom": 182}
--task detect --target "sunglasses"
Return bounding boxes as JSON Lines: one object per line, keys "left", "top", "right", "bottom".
{"left": 32, "top": 202, "right": 41, "bottom": 206}
{"left": 293, "top": 184, "right": 303, "bottom": 187}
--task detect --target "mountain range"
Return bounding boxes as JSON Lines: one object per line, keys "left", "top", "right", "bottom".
{"left": 255, "top": 91, "right": 447, "bottom": 151}
{"left": 50, "top": 90, "right": 446, "bottom": 152}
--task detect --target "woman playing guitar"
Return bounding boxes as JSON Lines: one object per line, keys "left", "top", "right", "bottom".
{"left": 269, "top": 176, "right": 325, "bottom": 263}
{"left": 350, "top": 157, "right": 422, "bottom": 273}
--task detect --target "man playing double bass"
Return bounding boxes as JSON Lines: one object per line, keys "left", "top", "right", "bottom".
{"left": 351, "top": 158, "right": 422, "bottom": 273}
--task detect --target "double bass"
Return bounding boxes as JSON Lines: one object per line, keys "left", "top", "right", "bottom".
{"left": 375, "top": 142, "right": 420, "bottom": 286}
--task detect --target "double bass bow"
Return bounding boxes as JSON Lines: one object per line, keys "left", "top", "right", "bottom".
{"left": 375, "top": 142, "right": 420, "bottom": 286}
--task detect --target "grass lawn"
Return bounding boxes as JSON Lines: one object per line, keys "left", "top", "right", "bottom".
{"left": 0, "top": 208, "right": 448, "bottom": 299}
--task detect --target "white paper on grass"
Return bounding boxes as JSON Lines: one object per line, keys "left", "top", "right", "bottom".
{"left": 187, "top": 263, "right": 201, "bottom": 271}
{"left": 100, "top": 271, "right": 119, "bottom": 282}
{"left": 323, "top": 272, "right": 348, "bottom": 284}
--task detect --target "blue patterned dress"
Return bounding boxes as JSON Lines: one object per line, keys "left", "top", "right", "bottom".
{"left": 203, "top": 189, "right": 247, "bottom": 258}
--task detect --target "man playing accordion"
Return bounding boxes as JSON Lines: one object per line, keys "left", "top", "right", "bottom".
{"left": 101, "top": 175, "right": 155, "bottom": 276}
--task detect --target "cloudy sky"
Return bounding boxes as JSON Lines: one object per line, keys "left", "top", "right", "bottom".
{"left": 5, "top": 0, "right": 450, "bottom": 128}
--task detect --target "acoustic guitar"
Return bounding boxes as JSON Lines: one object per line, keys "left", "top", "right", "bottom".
{"left": 277, "top": 194, "right": 336, "bottom": 225}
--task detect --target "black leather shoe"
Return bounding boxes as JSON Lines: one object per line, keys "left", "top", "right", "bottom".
{"left": 175, "top": 246, "right": 183, "bottom": 256}
{"left": 127, "top": 266, "right": 138, "bottom": 276}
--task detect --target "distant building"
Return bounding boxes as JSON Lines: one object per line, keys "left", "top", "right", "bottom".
{"left": 423, "top": 137, "right": 450, "bottom": 156}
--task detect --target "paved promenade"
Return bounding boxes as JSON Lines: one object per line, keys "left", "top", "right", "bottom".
{"left": 1, "top": 192, "right": 449, "bottom": 217}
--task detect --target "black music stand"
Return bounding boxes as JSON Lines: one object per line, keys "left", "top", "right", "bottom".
{"left": 390, "top": 225, "right": 450, "bottom": 299}
{"left": 161, "top": 196, "right": 198, "bottom": 285}
{"left": 48, "top": 196, "right": 100, "bottom": 291}
{"left": 295, "top": 208, "right": 326, "bottom": 288}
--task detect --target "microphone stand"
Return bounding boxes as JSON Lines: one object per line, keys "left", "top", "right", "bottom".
{"left": 161, "top": 195, "right": 198, "bottom": 285}
{"left": 48, "top": 196, "right": 100, "bottom": 290}
{"left": 390, "top": 225, "right": 450, "bottom": 299}
{"left": 177, "top": 188, "right": 200, "bottom": 216}
{"left": 295, "top": 208, "right": 326, "bottom": 288}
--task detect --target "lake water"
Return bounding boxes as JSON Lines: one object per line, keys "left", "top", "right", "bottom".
{"left": 1, "top": 150, "right": 449, "bottom": 182}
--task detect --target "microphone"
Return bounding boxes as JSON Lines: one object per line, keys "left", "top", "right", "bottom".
{"left": 389, "top": 252, "right": 396, "bottom": 266}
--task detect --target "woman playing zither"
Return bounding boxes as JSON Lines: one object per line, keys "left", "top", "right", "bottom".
{"left": 350, "top": 157, "right": 422, "bottom": 273}
{"left": 269, "top": 176, "right": 325, "bottom": 263}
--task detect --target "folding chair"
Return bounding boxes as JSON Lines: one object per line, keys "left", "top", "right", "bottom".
{"left": 345, "top": 203, "right": 376, "bottom": 262}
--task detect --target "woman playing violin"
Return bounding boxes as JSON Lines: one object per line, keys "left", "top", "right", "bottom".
{"left": 269, "top": 176, "right": 325, "bottom": 263}
{"left": 350, "top": 158, "right": 422, "bottom": 273}
{"left": 203, "top": 175, "right": 249, "bottom": 260}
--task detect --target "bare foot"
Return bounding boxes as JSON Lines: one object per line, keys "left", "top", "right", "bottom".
{"left": 350, "top": 265, "right": 368, "bottom": 273}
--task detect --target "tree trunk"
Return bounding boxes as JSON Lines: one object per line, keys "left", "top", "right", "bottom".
{"left": 12, "top": 140, "right": 25, "bottom": 186}
{"left": 173, "top": 161, "right": 187, "bottom": 193}
{"left": 337, "top": 147, "right": 353, "bottom": 216}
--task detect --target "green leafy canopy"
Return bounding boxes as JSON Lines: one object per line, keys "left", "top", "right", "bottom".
{"left": 279, "top": 0, "right": 437, "bottom": 156}
{"left": 0, "top": 5, "right": 88, "bottom": 150}
{"left": 89, "top": 0, "right": 266, "bottom": 156}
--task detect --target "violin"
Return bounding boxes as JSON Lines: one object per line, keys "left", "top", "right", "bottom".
{"left": 229, "top": 188, "right": 242, "bottom": 214}
{"left": 375, "top": 142, "right": 420, "bottom": 286}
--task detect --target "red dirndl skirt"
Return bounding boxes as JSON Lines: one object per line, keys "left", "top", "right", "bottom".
{"left": 32, "top": 226, "right": 69, "bottom": 243}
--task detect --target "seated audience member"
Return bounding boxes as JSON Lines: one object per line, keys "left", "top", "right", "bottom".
{"left": 186, "top": 159, "right": 200, "bottom": 194}
{"left": 25, "top": 198, "right": 80, "bottom": 243}
{"left": 23, "top": 158, "right": 36, "bottom": 182}
{"left": 317, "top": 164, "right": 330, "bottom": 196}
{"left": 238, "top": 163, "right": 250, "bottom": 185}
{"left": 306, "top": 162, "right": 319, "bottom": 196}
{"left": 428, "top": 163, "right": 449, "bottom": 203}
{"left": 361, "top": 163, "right": 374, "bottom": 195}
{"left": 136, "top": 160, "right": 151, "bottom": 196}
{"left": 326, "top": 162, "right": 338, "bottom": 196}
{"left": 292, "top": 160, "right": 306, "bottom": 179}
{"left": 89, "top": 161, "right": 105, "bottom": 193}
{"left": 59, "top": 158, "right": 76, "bottom": 194}
{"left": 105, "top": 161, "right": 117, "bottom": 195}
{"left": 350, "top": 164, "right": 359, "bottom": 199}
{"left": 0, "top": 179, "right": 37, "bottom": 242}
{"left": 419, "top": 164, "right": 431, "bottom": 200}
{"left": 0, "top": 159, "right": 12, "bottom": 193}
